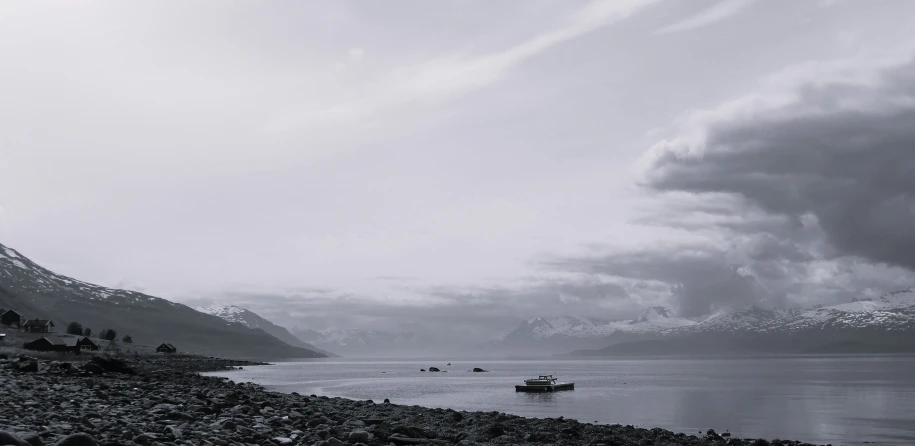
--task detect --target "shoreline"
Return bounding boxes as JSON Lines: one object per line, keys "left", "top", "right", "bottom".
{"left": 2, "top": 354, "right": 822, "bottom": 446}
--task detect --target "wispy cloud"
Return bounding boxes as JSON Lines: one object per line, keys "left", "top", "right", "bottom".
{"left": 654, "top": 0, "right": 755, "bottom": 35}
{"left": 265, "top": 0, "right": 661, "bottom": 132}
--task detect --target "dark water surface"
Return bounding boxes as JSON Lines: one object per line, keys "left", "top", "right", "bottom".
{"left": 205, "top": 356, "right": 915, "bottom": 445}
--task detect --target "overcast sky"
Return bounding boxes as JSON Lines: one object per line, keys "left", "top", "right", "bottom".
{"left": 2, "top": 1, "right": 914, "bottom": 340}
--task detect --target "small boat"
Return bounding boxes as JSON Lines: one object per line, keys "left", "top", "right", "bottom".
{"left": 515, "top": 374, "right": 574, "bottom": 392}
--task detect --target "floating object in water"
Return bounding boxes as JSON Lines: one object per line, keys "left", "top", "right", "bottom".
{"left": 515, "top": 374, "right": 574, "bottom": 392}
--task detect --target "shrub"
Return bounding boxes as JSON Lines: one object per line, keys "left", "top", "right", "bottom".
{"left": 66, "top": 322, "right": 83, "bottom": 335}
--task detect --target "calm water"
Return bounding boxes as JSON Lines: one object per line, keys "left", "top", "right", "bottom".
{"left": 205, "top": 356, "right": 915, "bottom": 445}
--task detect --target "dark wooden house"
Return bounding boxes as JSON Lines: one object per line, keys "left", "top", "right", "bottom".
{"left": 156, "top": 343, "right": 177, "bottom": 354}
{"left": 24, "top": 336, "right": 99, "bottom": 353}
{"left": 65, "top": 336, "right": 99, "bottom": 352}
{"left": 1, "top": 309, "right": 23, "bottom": 328}
{"left": 22, "top": 319, "right": 55, "bottom": 333}
{"left": 23, "top": 336, "right": 67, "bottom": 352}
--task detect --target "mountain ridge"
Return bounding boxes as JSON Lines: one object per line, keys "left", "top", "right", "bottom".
{"left": 499, "top": 290, "right": 915, "bottom": 355}
{"left": 194, "top": 304, "right": 335, "bottom": 356}
{"left": 0, "top": 242, "right": 325, "bottom": 359}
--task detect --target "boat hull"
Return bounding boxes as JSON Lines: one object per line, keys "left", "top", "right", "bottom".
{"left": 515, "top": 382, "right": 574, "bottom": 392}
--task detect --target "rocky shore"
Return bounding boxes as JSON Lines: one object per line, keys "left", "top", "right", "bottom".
{"left": 1, "top": 355, "right": 824, "bottom": 446}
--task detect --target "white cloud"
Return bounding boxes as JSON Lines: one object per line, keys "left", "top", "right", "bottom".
{"left": 264, "top": 0, "right": 661, "bottom": 132}
{"left": 348, "top": 47, "right": 365, "bottom": 61}
{"left": 654, "top": 0, "right": 756, "bottom": 35}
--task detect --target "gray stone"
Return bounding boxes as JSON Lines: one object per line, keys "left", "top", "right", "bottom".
{"left": 0, "top": 431, "right": 30, "bottom": 446}
{"left": 348, "top": 431, "right": 370, "bottom": 443}
{"left": 52, "top": 434, "right": 99, "bottom": 446}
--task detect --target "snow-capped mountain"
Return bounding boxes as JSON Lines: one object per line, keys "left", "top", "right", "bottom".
{"left": 1, "top": 243, "right": 171, "bottom": 309}
{"left": 663, "top": 288, "right": 915, "bottom": 336}
{"left": 0, "top": 242, "right": 325, "bottom": 359}
{"left": 194, "top": 305, "right": 332, "bottom": 355}
{"left": 503, "top": 291, "right": 915, "bottom": 355}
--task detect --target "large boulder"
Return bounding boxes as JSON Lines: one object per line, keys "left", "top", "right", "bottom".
{"left": 52, "top": 433, "right": 98, "bottom": 446}
{"left": 88, "top": 356, "right": 136, "bottom": 375}
{"left": 0, "top": 431, "right": 30, "bottom": 446}
{"left": 18, "top": 433, "right": 40, "bottom": 446}
{"left": 428, "top": 367, "right": 440, "bottom": 372}
{"left": 472, "top": 368, "right": 488, "bottom": 372}
{"left": 81, "top": 363, "right": 104, "bottom": 375}
{"left": 13, "top": 360, "right": 38, "bottom": 373}
{"left": 392, "top": 425, "right": 428, "bottom": 439}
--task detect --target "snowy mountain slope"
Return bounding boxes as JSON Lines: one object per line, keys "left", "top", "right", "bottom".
{"left": 0, "top": 242, "right": 325, "bottom": 359}
{"left": 195, "top": 305, "right": 332, "bottom": 355}
{"left": 662, "top": 289, "right": 915, "bottom": 336}
{"left": 1, "top": 244, "right": 171, "bottom": 308}
{"left": 502, "top": 290, "right": 915, "bottom": 355}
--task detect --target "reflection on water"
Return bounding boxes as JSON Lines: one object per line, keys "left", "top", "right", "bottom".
{"left": 205, "top": 356, "right": 915, "bottom": 445}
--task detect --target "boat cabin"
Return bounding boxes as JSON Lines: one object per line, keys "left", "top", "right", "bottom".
{"left": 523, "top": 375, "right": 558, "bottom": 385}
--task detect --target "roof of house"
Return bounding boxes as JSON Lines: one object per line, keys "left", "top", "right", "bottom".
{"left": 61, "top": 336, "right": 96, "bottom": 347}
{"left": 1, "top": 309, "right": 22, "bottom": 317}
{"left": 157, "top": 343, "right": 176, "bottom": 349}
{"left": 27, "top": 336, "right": 66, "bottom": 346}
{"left": 22, "top": 319, "right": 54, "bottom": 327}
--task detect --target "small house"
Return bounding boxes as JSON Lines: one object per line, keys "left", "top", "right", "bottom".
{"left": 1, "top": 309, "right": 23, "bottom": 328}
{"left": 23, "top": 336, "right": 67, "bottom": 352}
{"left": 64, "top": 336, "right": 99, "bottom": 352}
{"left": 22, "top": 319, "right": 55, "bottom": 333}
{"left": 156, "top": 343, "right": 177, "bottom": 354}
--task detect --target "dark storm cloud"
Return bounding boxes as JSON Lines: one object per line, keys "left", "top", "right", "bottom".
{"left": 642, "top": 57, "right": 915, "bottom": 271}
{"left": 541, "top": 54, "right": 915, "bottom": 317}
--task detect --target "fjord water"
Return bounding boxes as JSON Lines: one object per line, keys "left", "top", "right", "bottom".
{"left": 206, "top": 356, "right": 915, "bottom": 445}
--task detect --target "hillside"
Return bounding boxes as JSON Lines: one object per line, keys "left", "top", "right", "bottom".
{"left": 195, "top": 305, "right": 335, "bottom": 356}
{"left": 0, "top": 242, "right": 325, "bottom": 359}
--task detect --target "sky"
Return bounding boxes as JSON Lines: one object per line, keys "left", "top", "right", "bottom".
{"left": 2, "top": 0, "right": 914, "bottom": 341}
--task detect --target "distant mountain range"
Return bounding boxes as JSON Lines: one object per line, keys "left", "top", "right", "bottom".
{"left": 494, "top": 306, "right": 697, "bottom": 354}
{"left": 495, "top": 291, "right": 915, "bottom": 356}
{"left": 0, "top": 242, "right": 325, "bottom": 359}
{"left": 578, "top": 291, "right": 915, "bottom": 356}
{"left": 291, "top": 327, "right": 428, "bottom": 357}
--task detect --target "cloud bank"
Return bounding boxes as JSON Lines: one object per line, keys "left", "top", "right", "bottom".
{"left": 546, "top": 51, "right": 915, "bottom": 317}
